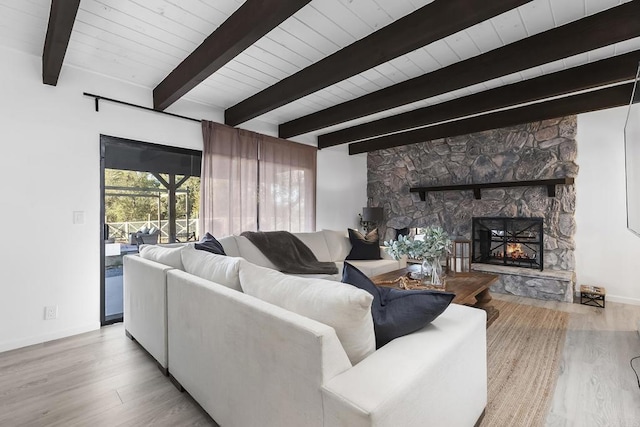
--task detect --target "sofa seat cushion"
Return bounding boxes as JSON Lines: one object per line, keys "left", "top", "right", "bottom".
{"left": 239, "top": 261, "right": 375, "bottom": 365}
{"left": 181, "top": 245, "right": 242, "bottom": 292}
{"left": 344, "top": 259, "right": 401, "bottom": 277}
{"left": 342, "top": 263, "right": 455, "bottom": 348}
{"left": 139, "top": 244, "right": 185, "bottom": 270}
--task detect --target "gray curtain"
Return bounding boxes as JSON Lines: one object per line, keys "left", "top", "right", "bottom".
{"left": 259, "top": 134, "right": 316, "bottom": 232}
{"left": 200, "top": 121, "right": 316, "bottom": 235}
{"left": 200, "top": 121, "right": 259, "bottom": 236}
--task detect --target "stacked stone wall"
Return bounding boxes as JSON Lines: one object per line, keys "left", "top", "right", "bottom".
{"left": 367, "top": 116, "right": 578, "bottom": 299}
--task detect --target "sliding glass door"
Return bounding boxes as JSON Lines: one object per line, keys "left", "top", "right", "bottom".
{"left": 100, "top": 135, "right": 201, "bottom": 325}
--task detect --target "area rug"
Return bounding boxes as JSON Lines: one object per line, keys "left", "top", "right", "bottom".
{"left": 479, "top": 299, "right": 569, "bottom": 427}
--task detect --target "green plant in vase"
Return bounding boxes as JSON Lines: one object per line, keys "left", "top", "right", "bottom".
{"left": 384, "top": 226, "right": 452, "bottom": 286}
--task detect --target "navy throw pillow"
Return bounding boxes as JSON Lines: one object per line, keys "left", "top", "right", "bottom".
{"left": 345, "top": 228, "right": 381, "bottom": 260}
{"left": 195, "top": 232, "right": 226, "bottom": 256}
{"left": 342, "top": 262, "right": 455, "bottom": 348}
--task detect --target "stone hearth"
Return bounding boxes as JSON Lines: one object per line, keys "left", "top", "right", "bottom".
{"left": 471, "top": 263, "right": 574, "bottom": 302}
{"left": 368, "top": 116, "right": 578, "bottom": 302}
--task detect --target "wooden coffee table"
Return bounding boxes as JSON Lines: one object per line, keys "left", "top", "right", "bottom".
{"left": 370, "top": 265, "right": 499, "bottom": 323}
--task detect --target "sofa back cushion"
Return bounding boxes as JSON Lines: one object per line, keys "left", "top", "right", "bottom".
{"left": 144, "top": 242, "right": 186, "bottom": 249}
{"left": 292, "top": 231, "right": 332, "bottom": 262}
{"left": 239, "top": 262, "right": 375, "bottom": 365}
{"left": 139, "top": 244, "right": 185, "bottom": 270}
{"left": 235, "top": 236, "right": 278, "bottom": 269}
{"left": 181, "top": 245, "right": 242, "bottom": 291}
{"left": 217, "top": 235, "right": 241, "bottom": 257}
{"left": 322, "top": 230, "right": 352, "bottom": 262}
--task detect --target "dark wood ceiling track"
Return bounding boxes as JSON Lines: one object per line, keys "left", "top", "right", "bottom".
{"left": 319, "top": 50, "right": 640, "bottom": 148}
{"left": 348, "top": 82, "right": 633, "bottom": 155}
{"left": 153, "top": 0, "right": 312, "bottom": 111}
{"left": 410, "top": 178, "right": 575, "bottom": 201}
{"left": 283, "top": 1, "right": 640, "bottom": 138}
{"left": 42, "top": 0, "right": 80, "bottom": 86}
{"left": 223, "top": 0, "right": 532, "bottom": 127}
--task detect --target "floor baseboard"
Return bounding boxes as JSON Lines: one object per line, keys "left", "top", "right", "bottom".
{"left": 0, "top": 322, "right": 100, "bottom": 354}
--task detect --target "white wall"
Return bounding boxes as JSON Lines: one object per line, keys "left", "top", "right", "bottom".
{"left": 0, "top": 46, "right": 366, "bottom": 352}
{"left": 576, "top": 106, "right": 640, "bottom": 305}
{"left": 0, "top": 47, "right": 209, "bottom": 352}
{"left": 316, "top": 144, "right": 368, "bottom": 231}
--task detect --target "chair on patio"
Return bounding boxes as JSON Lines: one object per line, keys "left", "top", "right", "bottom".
{"left": 129, "top": 226, "right": 160, "bottom": 245}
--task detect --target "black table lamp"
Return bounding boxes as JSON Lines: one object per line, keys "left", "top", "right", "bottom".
{"left": 361, "top": 207, "right": 383, "bottom": 233}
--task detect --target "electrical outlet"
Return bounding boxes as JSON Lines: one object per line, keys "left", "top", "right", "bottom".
{"left": 45, "top": 305, "right": 58, "bottom": 320}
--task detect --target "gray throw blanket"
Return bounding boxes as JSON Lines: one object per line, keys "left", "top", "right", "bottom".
{"left": 240, "top": 231, "right": 338, "bottom": 275}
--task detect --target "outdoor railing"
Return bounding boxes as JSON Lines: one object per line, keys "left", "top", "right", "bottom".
{"left": 106, "top": 219, "right": 200, "bottom": 243}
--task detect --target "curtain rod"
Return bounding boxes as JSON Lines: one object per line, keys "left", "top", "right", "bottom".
{"left": 83, "top": 92, "right": 201, "bottom": 123}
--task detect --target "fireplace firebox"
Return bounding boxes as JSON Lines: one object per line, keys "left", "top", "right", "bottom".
{"left": 472, "top": 217, "right": 543, "bottom": 270}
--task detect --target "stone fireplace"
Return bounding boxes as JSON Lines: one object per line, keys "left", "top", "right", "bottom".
{"left": 368, "top": 116, "right": 577, "bottom": 302}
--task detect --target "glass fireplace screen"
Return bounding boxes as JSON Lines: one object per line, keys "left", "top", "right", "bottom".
{"left": 472, "top": 217, "right": 544, "bottom": 270}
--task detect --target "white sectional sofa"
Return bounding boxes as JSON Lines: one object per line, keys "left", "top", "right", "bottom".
{"left": 217, "top": 229, "right": 406, "bottom": 279}
{"left": 124, "top": 230, "right": 405, "bottom": 372}
{"left": 123, "top": 230, "right": 487, "bottom": 426}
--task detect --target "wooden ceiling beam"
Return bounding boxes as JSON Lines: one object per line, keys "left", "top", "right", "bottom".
{"left": 42, "top": 0, "right": 80, "bottom": 86}
{"left": 153, "top": 0, "right": 311, "bottom": 111}
{"left": 319, "top": 50, "right": 640, "bottom": 148}
{"left": 282, "top": 1, "right": 640, "bottom": 138}
{"left": 348, "top": 83, "right": 633, "bottom": 155}
{"left": 224, "top": 0, "right": 532, "bottom": 127}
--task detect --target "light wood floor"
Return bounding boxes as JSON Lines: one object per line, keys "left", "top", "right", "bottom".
{"left": 491, "top": 293, "right": 640, "bottom": 427}
{"left": 1, "top": 296, "right": 639, "bottom": 426}
{"left": 0, "top": 325, "right": 216, "bottom": 426}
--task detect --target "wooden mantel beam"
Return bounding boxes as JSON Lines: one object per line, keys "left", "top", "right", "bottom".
{"left": 153, "top": 0, "right": 311, "bottom": 111}
{"left": 282, "top": 1, "right": 640, "bottom": 138}
{"left": 42, "top": 0, "right": 81, "bottom": 86}
{"left": 410, "top": 178, "right": 575, "bottom": 201}
{"left": 224, "top": 0, "right": 532, "bottom": 127}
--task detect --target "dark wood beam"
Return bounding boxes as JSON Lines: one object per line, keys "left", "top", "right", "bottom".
{"left": 319, "top": 50, "right": 640, "bottom": 148}
{"left": 282, "top": 1, "right": 640, "bottom": 138}
{"left": 151, "top": 173, "right": 169, "bottom": 188}
{"left": 224, "top": 0, "right": 532, "bottom": 127}
{"left": 348, "top": 83, "right": 633, "bottom": 155}
{"left": 42, "top": 0, "right": 80, "bottom": 86}
{"left": 176, "top": 175, "right": 191, "bottom": 189}
{"left": 153, "top": 0, "right": 311, "bottom": 111}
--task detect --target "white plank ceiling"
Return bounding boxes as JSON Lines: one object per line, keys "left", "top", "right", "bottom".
{"left": 0, "top": 0, "right": 638, "bottom": 142}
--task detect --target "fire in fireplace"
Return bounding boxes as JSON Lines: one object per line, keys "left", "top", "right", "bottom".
{"left": 472, "top": 217, "right": 544, "bottom": 270}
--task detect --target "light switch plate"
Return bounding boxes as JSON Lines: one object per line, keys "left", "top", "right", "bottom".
{"left": 73, "top": 211, "right": 85, "bottom": 225}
